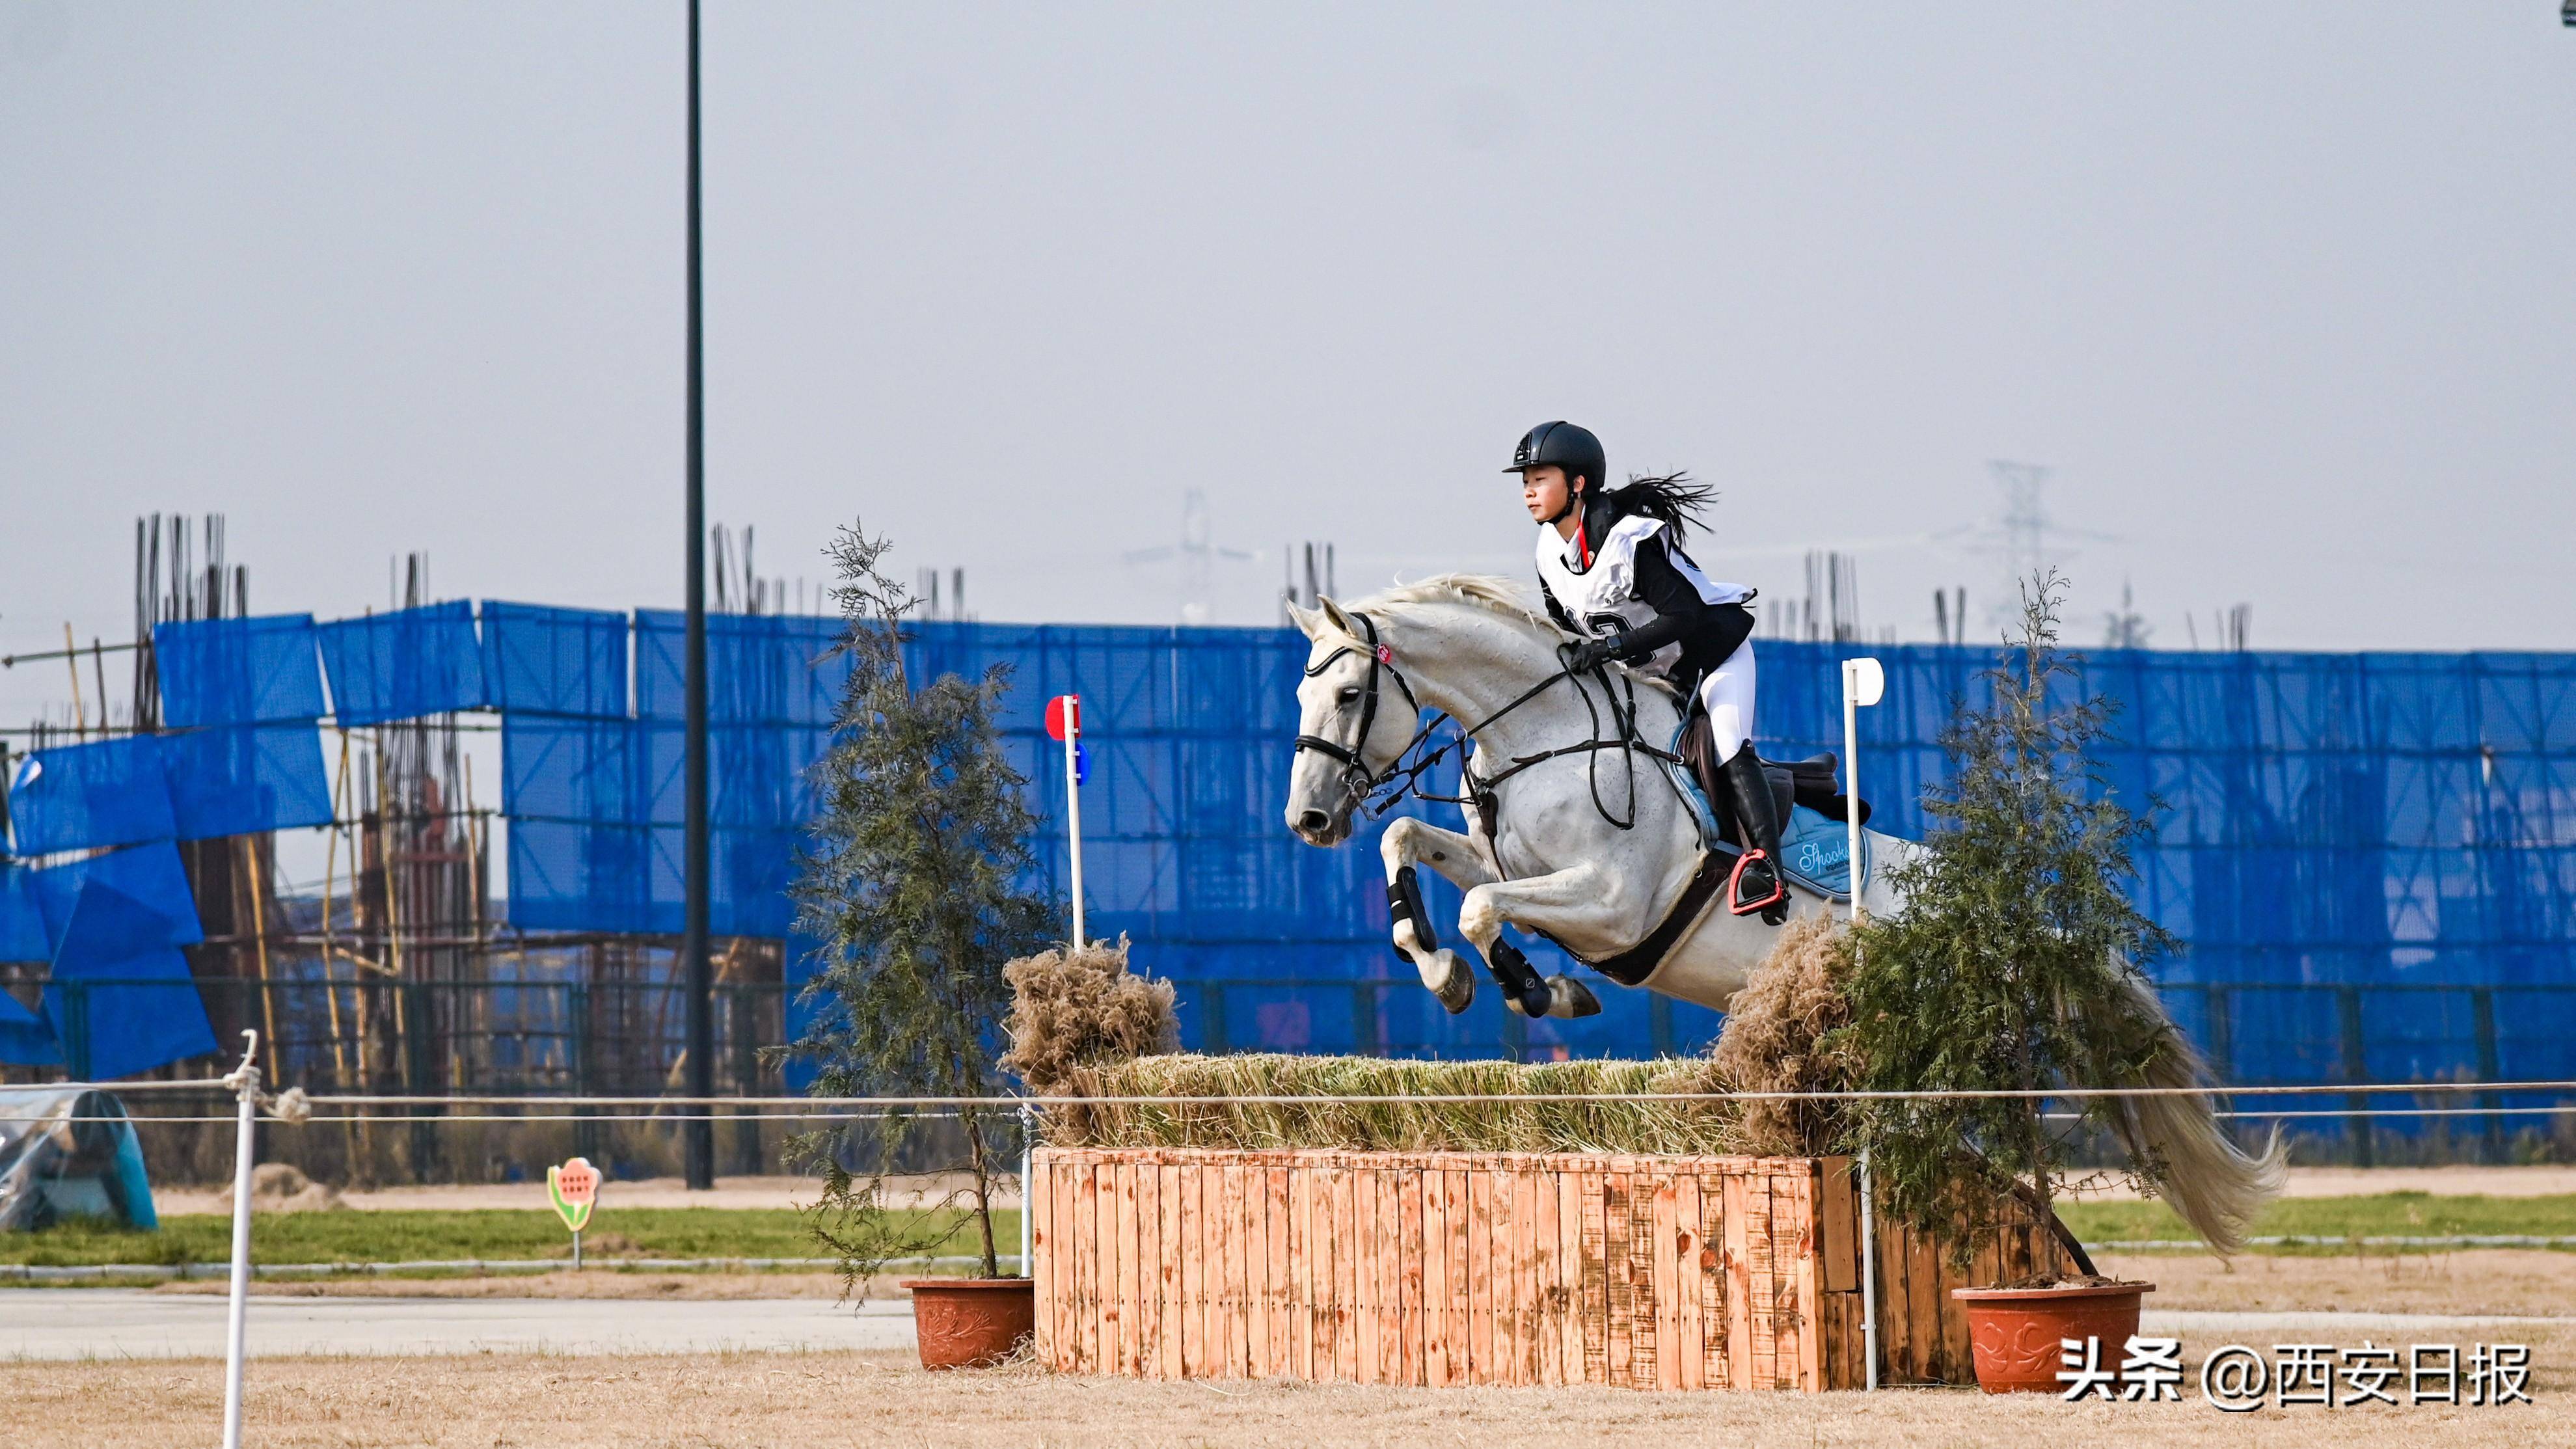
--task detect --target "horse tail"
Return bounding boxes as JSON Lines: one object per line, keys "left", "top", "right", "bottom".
{"left": 2099, "top": 969, "right": 2287, "bottom": 1256}
{"left": 1607, "top": 472, "right": 1717, "bottom": 544}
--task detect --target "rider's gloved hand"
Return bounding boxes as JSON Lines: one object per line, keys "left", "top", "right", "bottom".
{"left": 1564, "top": 632, "right": 1625, "bottom": 673}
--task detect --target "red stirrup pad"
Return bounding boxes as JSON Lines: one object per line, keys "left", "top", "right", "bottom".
{"left": 1726, "top": 848, "right": 1785, "bottom": 915}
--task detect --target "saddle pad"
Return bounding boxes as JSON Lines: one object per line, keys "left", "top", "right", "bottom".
{"left": 1780, "top": 804, "right": 1869, "bottom": 902}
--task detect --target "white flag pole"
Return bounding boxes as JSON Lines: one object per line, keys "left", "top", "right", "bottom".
{"left": 1840, "top": 656, "right": 1884, "bottom": 1390}
{"left": 1063, "top": 697, "right": 1085, "bottom": 951}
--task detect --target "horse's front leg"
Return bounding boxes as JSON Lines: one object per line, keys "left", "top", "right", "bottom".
{"left": 1381, "top": 817, "right": 1497, "bottom": 1014}
{"left": 1457, "top": 867, "right": 1611, "bottom": 1021}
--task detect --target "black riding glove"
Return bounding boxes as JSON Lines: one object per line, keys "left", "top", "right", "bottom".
{"left": 1564, "top": 633, "right": 1625, "bottom": 673}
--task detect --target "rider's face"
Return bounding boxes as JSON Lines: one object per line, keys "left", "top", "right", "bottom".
{"left": 1521, "top": 466, "right": 1575, "bottom": 522}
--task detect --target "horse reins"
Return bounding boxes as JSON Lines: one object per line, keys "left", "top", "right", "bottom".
{"left": 1293, "top": 610, "right": 1685, "bottom": 830}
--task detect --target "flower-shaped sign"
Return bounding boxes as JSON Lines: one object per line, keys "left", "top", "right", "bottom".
{"left": 547, "top": 1156, "right": 600, "bottom": 1234}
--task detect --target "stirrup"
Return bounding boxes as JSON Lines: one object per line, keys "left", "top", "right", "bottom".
{"left": 1726, "top": 849, "right": 1787, "bottom": 917}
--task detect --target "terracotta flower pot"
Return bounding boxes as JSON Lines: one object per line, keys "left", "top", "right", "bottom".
{"left": 904, "top": 1277, "right": 1036, "bottom": 1370}
{"left": 1951, "top": 1282, "right": 2154, "bottom": 1394}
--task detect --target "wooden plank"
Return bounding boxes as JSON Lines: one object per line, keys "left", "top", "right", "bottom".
{"left": 1556, "top": 1170, "right": 1584, "bottom": 1386}
{"left": 1154, "top": 1163, "right": 1182, "bottom": 1379}
{"left": 1374, "top": 1163, "right": 1401, "bottom": 1386}
{"left": 1349, "top": 1165, "right": 1373, "bottom": 1386}
{"left": 1422, "top": 1165, "right": 1451, "bottom": 1387}
{"left": 1467, "top": 1163, "right": 1495, "bottom": 1383}
{"left": 1792, "top": 1167, "right": 1823, "bottom": 1392}
{"left": 1400, "top": 1167, "right": 1427, "bottom": 1387}
{"left": 1650, "top": 1171, "right": 1681, "bottom": 1392}
{"left": 1673, "top": 1172, "right": 1704, "bottom": 1390}
{"left": 1491, "top": 1164, "right": 1518, "bottom": 1386}
{"left": 1602, "top": 1164, "right": 1633, "bottom": 1389}
{"left": 1216, "top": 1162, "right": 1240, "bottom": 1377}
{"left": 1532, "top": 1162, "right": 1561, "bottom": 1386}
{"left": 1519, "top": 1163, "right": 1545, "bottom": 1387}
{"left": 1267, "top": 1165, "right": 1294, "bottom": 1379}
{"left": 1721, "top": 1167, "right": 1753, "bottom": 1391}
{"left": 1169, "top": 1161, "right": 1197, "bottom": 1377}
{"left": 1028, "top": 1154, "right": 1054, "bottom": 1368}
{"left": 1135, "top": 1161, "right": 1163, "bottom": 1380}
{"left": 1579, "top": 1165, "right": 1608, "bottom": 1385}
{"left": 1077, "top": 1159, "right": 1102, "bottom": 1374}
{"left": 1446, "top": 1164, "right": 1473, "bottom": 1385}
{"left": 1349, "top": 1158, "right": 1370, "bottom": 1379}
{"left": 1118, "top": 1159, "right": 1145, "bottom": 1377}
{"left": 1817, "top": 1156, "right": 1858, "bottom": 1294}
{"left": 1907, "top": 1219, "right": 1949, "bottom": 1385}
{"left": 1293, "top": 1158, "right": 1317, "bottom": 1382}
{"left": 1699, "top": 1171, "right": 1729, "bottom": 1390}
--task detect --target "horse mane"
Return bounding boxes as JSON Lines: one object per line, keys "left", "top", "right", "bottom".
{"left": 1330, "top": 574, "right": 1681, "bottom": 700}
{"left": 1348, "top": 574, "right": 1566, "bottom": 639}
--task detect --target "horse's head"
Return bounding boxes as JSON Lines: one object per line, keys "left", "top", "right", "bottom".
{"left": 1283, "top": 597, "right": 1421, "bottom": 846}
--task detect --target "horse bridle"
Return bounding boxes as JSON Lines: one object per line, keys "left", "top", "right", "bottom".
{"left": 1292, "top": 611, "right": 1424, "bottom": 804}
{"left": 1293, "top": 610, "right": 1684, "bottom": 832}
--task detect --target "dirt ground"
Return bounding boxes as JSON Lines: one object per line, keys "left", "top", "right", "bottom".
{"left": 147, "top": 1269, "right": 865, "bottom": 1300}
{"left": 9, "top": 1336, "right": 2568, "bottom": 1449}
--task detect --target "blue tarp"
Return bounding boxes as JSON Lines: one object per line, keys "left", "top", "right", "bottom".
{"left": 152, "top": 615, "right": 326, "bottom": 727}
{"left": 0, "top": 867, "right": 49, "bottom": 963}
{"left": 35, "top": 841, "right": 214, "bottom": 1080}
{"left": 163, "top": 724, "right": 334, "bottom": 841}
{"left": 6, "top": 736, "right": 177, "bottom": 856}
{"left": 481, "top": 602, "right": 628, "bottom": 718}
{"left": 317, "top": 601, "right": 487, "bottom": 724}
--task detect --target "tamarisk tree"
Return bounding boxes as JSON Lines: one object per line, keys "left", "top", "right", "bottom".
{"left": 1831, "top": 575, "right": 2176, "bottom": 1269}
{"left": 785, "top": 524, "right": 1057, "bottom": 1284}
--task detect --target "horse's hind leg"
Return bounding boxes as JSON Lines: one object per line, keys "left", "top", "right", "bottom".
{"left": 1381, "top": 817, "right": 1495, "bottom": 1014}
{"left": 1456, "top": 867, "right": 1614, "bottom": 1021}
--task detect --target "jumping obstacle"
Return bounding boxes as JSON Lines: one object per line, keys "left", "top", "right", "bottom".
{"left": 1028, "top": 1146, "right": 2070, "bottom": 1390}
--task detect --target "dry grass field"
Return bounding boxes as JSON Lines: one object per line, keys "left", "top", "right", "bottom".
{"left": 11, "top": 1335, "right": 2569, "bottom": 1449}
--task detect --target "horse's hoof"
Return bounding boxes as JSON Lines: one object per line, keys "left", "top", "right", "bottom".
{"left": 1423, "top": 949, "right": 1474, "bottom": 1015}
{"left": 1541, "top": 975, "right": 1601, "bottom": 1020}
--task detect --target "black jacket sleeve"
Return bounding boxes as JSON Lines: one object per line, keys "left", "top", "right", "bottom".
{"left": 1616, "top": 534, "right": 1754, "bottom": 662}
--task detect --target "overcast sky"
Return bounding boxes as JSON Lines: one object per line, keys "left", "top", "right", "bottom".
{"left": 7, "top": 2, "right": 2575, "bottom": 730}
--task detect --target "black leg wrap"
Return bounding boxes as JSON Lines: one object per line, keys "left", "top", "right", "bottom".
{"left": 1487, "top": 940, "right": 1552, "bottom": 1017}
{"left": 1387, "top": 865, "right": 1438, "bottom": 963}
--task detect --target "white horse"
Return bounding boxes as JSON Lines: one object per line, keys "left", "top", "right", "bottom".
{"left": 1282, "top": 576, "right": 2285, "bottom": 1253}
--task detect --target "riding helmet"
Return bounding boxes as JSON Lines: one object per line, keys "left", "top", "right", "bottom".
{"left": 1503, "top": 421, "right": 1605, "bottom": 492}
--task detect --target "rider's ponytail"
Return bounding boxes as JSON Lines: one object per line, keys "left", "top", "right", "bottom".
{"left": 1605, "top": 472, "right": 1716, "bottom": 544}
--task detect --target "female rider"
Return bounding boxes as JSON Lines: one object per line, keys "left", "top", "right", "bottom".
{"left": 1504, "top": 420, "right": 1785, "bottom": 920}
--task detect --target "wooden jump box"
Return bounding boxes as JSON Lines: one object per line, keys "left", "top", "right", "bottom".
{"left": 1028, "top": 1146, "right": 2068, "bottom": 1391}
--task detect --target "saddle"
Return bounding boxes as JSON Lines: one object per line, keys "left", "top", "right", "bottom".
{"left": 1674, "top": 713, "right": 1871, "bottom": 839}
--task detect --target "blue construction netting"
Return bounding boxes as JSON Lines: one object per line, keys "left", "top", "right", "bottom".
{"left": 152, "top": 614, "right": 327, "bottom": 727}
{"left": 5, "top": 735, "right": 176, "bottom": 856}
{"left": 161, "top": 723, "right": 334, "bottom": 841}
{"left": 480, "top": 601, "right": 629, "bottom": 717}
{"left": 633, "top": 610, "right": 848, "bottom": 724}
{"left": 316, "top": 601, "right": 487, "bottom": 724}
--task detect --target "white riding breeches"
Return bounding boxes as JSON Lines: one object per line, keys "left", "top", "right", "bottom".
{"left": 1693, "top": 639, "right": 1757, "bottom": 762}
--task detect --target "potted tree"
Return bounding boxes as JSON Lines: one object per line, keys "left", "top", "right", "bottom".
{"left": 1832, "top": 576, "right": 2183, "bottom": 1393}
{"left": 785, "top": 523, "right": 1058, "bottom": 1370}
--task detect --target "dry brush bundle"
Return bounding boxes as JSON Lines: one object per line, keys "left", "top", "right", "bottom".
{"left": 1708, "top": 912, "right": 1856, "bottom": 1156}
{"left": 1000, "top": 919, "right": 1862, "bottom": 1158}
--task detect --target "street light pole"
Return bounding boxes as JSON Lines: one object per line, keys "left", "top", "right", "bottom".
{"left": 681, "top": 0, "right": 714, "bottom": 1191}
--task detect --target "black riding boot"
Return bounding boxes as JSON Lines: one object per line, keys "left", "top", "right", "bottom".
{"left": 1721, "top": 745, "right": 1789, "bottom": 922}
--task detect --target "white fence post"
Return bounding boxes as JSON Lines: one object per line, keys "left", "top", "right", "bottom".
{"left": 219, "top": 1030, "right": 262, "bottom": 1449}
{"left": 1841, "top": 657, "right": 1884, "bottom": 1391}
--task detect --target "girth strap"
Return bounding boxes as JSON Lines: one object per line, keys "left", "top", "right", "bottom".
{"left": 1539, "top": 849, "right": 1734, "bottom": 988}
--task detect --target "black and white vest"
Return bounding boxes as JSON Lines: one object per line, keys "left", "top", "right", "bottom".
{"left": 1534, "top": 517, "right": 1750, "bottom": 677}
